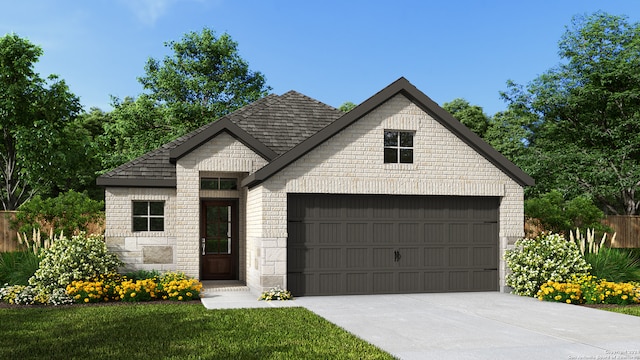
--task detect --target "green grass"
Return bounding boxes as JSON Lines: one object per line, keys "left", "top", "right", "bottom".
{"left": 0, "top": 303, "right": 395, "bottom": 359}
{"left": 601, "top": 305, "right": 640, "bottom": 317}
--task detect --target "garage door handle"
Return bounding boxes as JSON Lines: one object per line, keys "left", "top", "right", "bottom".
{"left": 394, "top": 250, "right": 401, "bottom": 262}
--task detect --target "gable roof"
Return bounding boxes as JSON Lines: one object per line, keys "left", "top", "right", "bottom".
{"left": 241, "top": 77, "right": 535, "bottom": 188}
{"left": 97, "top": 77, "right": 534, "bottom": 189}
{"left": 97, "top": 91, "right": 343, "bottom": 187}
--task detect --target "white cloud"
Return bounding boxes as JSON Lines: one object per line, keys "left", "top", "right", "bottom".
{"left": 121, "top": 0, "right": 174, "bottom": 25}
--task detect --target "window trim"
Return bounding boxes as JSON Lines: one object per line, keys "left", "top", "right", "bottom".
{"left": 132, "top": 201, "right": 165, "bottom": 232}
{"left": 384, "top": 130, "right": 415, "bottom": 164}
{"left": 200, "top": 177, "right": 238, "bottom": 190}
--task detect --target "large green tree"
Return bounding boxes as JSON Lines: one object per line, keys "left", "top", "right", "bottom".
{"left": 98, "top": 28, "right": 271, "bottom": 172}
{"left": 0, "top": 34, "right": 82, "bottom": 210}
{"left": 502, "top": 12, "right": 640, "bottom": 214}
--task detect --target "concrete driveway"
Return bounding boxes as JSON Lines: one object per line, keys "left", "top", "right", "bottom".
{"left": 202, "top": 291, "right": 640, "bottom": 359}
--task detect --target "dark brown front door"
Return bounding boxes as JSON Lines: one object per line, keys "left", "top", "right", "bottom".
{"left": 200, "top": 200, "right": 238, "bottom": 280}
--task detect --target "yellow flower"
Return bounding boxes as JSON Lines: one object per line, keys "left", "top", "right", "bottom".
{"left": 84, "top": 298, "right": 89, "bottom": 303}
{"left": 130, "top": 292, "right": 136, "bottom": 298}
{"left": 565, "top": 299, "right": 571, "bottom": 304}
{"left": 178, "top": 296, "right": 183, "bottom": 301}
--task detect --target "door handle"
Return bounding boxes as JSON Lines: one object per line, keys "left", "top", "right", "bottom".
{"left": 201, "top": 238, "right": 206, "bottom": 256}
{"left": 394, "top": 250, "right": 401, "bottom": 262}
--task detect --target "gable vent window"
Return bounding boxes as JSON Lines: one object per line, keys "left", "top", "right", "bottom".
{"left": 384, "top": 130, "right": 414, "bottom": 163}
{"left": 201, "top": 178, "right": 238, "bottom": 190}
{"left": 133, "top": 201, "right": 164, "bottom": 232}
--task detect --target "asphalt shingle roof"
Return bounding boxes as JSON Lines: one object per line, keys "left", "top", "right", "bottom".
{"left": 97, "top": 91, "right": 343, "bottom": 186}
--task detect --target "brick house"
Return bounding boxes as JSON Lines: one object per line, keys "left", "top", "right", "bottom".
{"left": 97, "top": 77, "right": 534, "bottom": 296}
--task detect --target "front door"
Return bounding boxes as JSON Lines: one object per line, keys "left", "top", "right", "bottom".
{"left": 200, "top": 200, "right": 238, "bottom": 280}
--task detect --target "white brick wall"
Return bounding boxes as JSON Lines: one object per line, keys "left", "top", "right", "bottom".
{"left": 248, "top": 94, "right": 525, "bottom": 292}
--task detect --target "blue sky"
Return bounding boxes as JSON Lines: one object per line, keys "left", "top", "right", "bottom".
{"left": 2, "top": 0, "right": 640, "bottom": 116}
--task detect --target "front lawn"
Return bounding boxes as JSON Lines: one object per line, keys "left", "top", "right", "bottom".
{"left": 0, "top": 303, "right": 394, "bottom": 359}
{"left": 601, "top": 305, "right": 640, "bottom": 317}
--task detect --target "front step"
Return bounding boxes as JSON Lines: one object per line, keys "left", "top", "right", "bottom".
{"left": 201, "top": 280, "right": 250, "bottom": 295}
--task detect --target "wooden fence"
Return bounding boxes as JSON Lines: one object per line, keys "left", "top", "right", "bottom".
{"left": 0, "top": 211, "right": 105, "bottom": 253}
{"left": 603, "top": 215, "right": 640, "bottom": 248}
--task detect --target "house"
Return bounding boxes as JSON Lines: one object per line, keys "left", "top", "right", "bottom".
{"left": 97, "top": 77, "right": 534, "bottom": 296}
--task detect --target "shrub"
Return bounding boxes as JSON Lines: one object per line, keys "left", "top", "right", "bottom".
{"left": 259, "top": 286, "right": 293, "bottom": 301}
{"left": 29, "top": 233, "right": 122, "bottom": 292}
{"left": 584, "top": 247, "right": 640, "bottom": 283}
{"left": 124, "top": 269, "right": 161, "bottom": 281}
{"left": 160, "top": 278, "right": 203, "bottom": 301}
{"left": 504, "top": 233, "right": 591, "bottom": 296}
{"left": 117, "top": 278, "right": 159, "bottom": 302}
{"left": 66, "top": 279, "right": 120, "bottom": 303}
{"left": 0, "top": 251, "right": 40, "bottom": 285}
{"left": 13, "top": 190, "right": 104, "bottom": 238}
{"left": 525, "top": 190, "right": 608, "bottom": 235}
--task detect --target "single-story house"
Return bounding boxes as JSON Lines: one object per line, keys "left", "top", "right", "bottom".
{"left": 97, "top": 77, "right": 534, "bottom": 296}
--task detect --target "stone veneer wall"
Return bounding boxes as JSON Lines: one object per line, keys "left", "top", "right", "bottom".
{"left": 246, "top": 94, "right": 525, "bottom": 293}
{"left": 104, "top": 187, "right": 178, "bottom": 272}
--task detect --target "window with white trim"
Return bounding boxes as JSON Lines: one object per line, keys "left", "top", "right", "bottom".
{"left": 132, "top": 201, "right": 164, "bottom": 232}
{"left": 384, "top": 130, "right": 414, "bottom": 163}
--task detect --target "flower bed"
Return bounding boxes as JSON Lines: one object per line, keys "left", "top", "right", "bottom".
{"left": 1, "top": 271, "right": 203, "bottom": 306}
{"left": 537, "top": 275, "right": 639, "bottom": 306}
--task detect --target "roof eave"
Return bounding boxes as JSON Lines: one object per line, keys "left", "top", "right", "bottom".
{"left": 169, "top": 118, "right": 278, "bottom": 163}
{"left": 96, "top": 177, "right": 177, "bottom": 188}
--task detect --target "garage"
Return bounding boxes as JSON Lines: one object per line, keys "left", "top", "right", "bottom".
{"left": 287, "top": 194, "right": 499, "bottom": 296}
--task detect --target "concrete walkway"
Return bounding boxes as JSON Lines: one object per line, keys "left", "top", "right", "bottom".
{"left": 201, "top": 291, "right": 640, "bottom": 360}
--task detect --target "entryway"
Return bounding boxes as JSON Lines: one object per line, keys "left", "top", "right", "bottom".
{"left": 200, "top": 200, "right": 239, "bottom": 280}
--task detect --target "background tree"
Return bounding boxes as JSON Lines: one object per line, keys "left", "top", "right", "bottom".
{"left": 97, "top": 28, "right": 271, "bottom": 172}
{"left": 0, "top": 34, "right": 82, "bottom": 209}
{"left": 502, "top": 12, "right": 640, "bottom": 214}
{"left": 443, "top": 98, "right": 491, "bottom": 138}
{"left": 338, "top": 101, "right": 356, "bottom": 112}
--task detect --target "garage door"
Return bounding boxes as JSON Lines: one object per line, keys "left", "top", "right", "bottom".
{"left": 287, "top": 194, "right": 499, "bottom": 296}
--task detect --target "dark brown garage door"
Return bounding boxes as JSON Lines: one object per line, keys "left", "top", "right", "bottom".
{"left": 287, "top": 194, "right": 499, "bottom": 296}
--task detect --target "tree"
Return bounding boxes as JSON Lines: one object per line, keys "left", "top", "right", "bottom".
{"left": 442, "top": 98, "right": 490, "bottom": 138}
{"left": 0, "top": 34, "right": 81, "bottom": 210}
{"left": 525, "top": 190, "right": 607, "bottom": 234}
{"left": 97, "top": 29, "right": 272, "bottom": 173}
{"left": 138, "top": 28, "right": 271, "bottom": 129}
{"left": 338, "top": 101, "right": 356, "bottom": 112}
{"left": 502, "top": 12, "right": 640, "bottom": 214}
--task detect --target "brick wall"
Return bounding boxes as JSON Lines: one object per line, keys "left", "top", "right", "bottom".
{"left": 249, "top": 94, "right": 525, "bottom": 292}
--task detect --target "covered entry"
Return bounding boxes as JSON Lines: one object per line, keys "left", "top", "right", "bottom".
{"left": 287, "top": 194, "right": 499, "bottom": 296}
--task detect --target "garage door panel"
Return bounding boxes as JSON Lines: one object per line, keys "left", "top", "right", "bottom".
{"left": 424, "top": 248, "right": 445, "bottom": 267}
{"left": 346, "top": 223, "right": 368, "bottom": 243}
{"left": 399, "top": 223, "right": 421, "bottom": 243}
{"left": 346, "top": 248, "right": 368, "bottom": 268}
{"left": 373, "top": 272, "right": 394, "bottom": 293}
{"left": 424, "top": 223, "right": 445, "bottom": 243}
{"left": 472, "top": 246, "right": 497, "bottom": 267}
{"left": 287, "top": 194, "right": 498, "bottom": 296}
{"left": 424, "top": 271, "right": 446, "bottom": 291}
{"left": 373, "top": 248, "right": 395, "bottom": 267}
{"left": 373, "top": 223, "right": 394, "bottom": 243}
{"left": 398, "top": 272, "right": 421, "bottom": 292}
{"left": 346, "top": 273, "right": 369, "bottom": 293}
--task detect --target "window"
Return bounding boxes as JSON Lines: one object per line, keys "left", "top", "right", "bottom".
{"left": 384, "top": 130, "right": 414, "bottom": 163}
{"left": 132, "top": 201, "right": 164, "bottom": 232}
{"left": 201, "top": 177, "right": 238, "bottom": 190}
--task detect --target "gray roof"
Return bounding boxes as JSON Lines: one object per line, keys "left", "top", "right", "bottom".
{"left": 98, "top": 78, "right": 534, "bottom": 189}
{"left": 96, "top": 91, "right": 343, "bottom": 187}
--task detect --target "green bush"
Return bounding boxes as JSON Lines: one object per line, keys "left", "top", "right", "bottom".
{"left": 525, "top": 190, "right": 608, "bottom": 234}
{"left": 0, "top": 251, "right": 40, "bottom": 285}
{"left": 13, "top": 190, "right": 104, "bottom": 238}
{"left": 29, "top": 233, "right": 122, "bottom": 292}
{"left": 504, "top": 233, "right": 591, "bottom": 297}
{"left": 584, "top": 247, "right": 640, "bottom": 283}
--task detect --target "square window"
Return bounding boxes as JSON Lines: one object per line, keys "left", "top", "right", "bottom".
{"left": 132, "top": 201, "right": 164, "bottom": 232}
{"left": 384, "top": 130, "right": 415, "bottom": 164}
